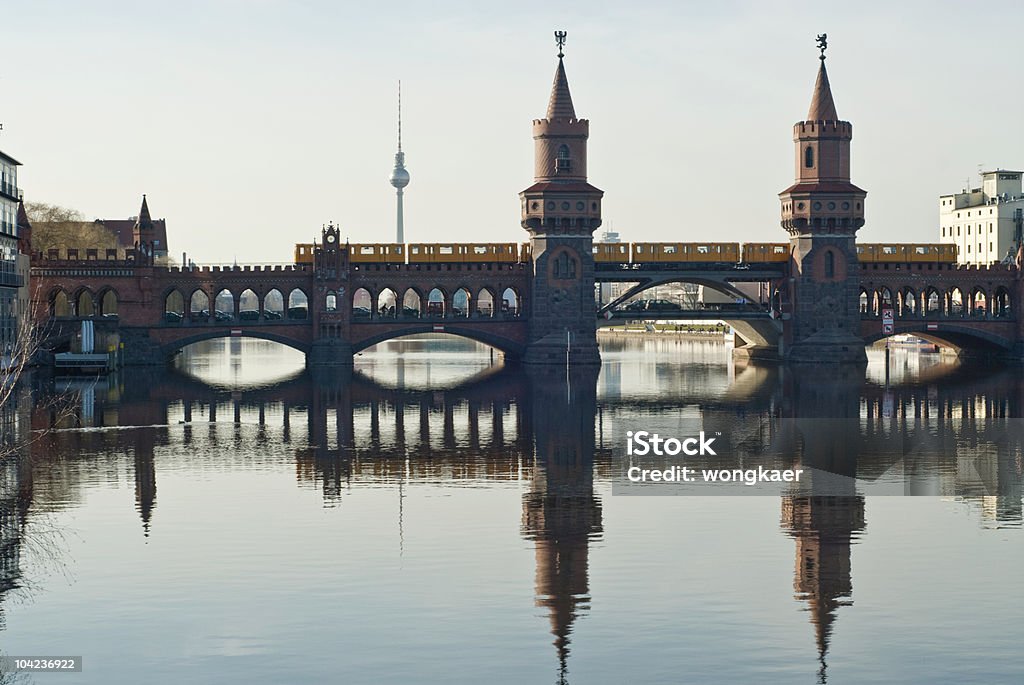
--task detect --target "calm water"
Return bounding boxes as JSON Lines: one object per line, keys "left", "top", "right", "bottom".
{"left": 0, "top": 335, "right": 1022, "bottom": 684}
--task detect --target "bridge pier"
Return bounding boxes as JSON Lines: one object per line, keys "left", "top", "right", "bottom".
{"left": 307, "top": 338, "right": 354, "bottom": 368}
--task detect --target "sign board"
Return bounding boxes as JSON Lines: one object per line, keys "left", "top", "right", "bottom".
{"left": 881, "top": 308, "right": 894, "bottom": 325}
{"left": 231, "top": 329, "right": 242, "bottom": 336}
{"left": 927, "top": 323, "right": 938, "bottom": 331}
{"left": 604, "top": 310, "right": 613, "bottom": 320}
{"left": 882, "top": 323, "right": 894, "bottom": 334}
{"left": 433, "top": 325, "right": 445, "bottom": 332}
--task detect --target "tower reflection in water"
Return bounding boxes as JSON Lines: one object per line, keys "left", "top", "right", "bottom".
{"left": 8, "top": 340, "right": 1024, "bottom": 682}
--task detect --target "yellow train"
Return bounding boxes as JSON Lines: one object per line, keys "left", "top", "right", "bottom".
{"left": 294, "top": 240, "right": 958, "bottom": 267}
{"left": 857, "top": 243, "right": 958, "bottom": 263}
{"left": 408, "top": 243, "right": 518, "bottom": 263}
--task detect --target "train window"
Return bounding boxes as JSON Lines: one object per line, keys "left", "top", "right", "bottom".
{"left": 664, "top": 245, "right": 677, "bottom": 254}
{"left": 697, "top": 246, "right": 709, "bottom": 254}
{"left": 474, "top": 246, "right": 487, "bottom": 254}
{"left": 773, "top": 246, "right": 786, "bottom": 254}
{"left": 440, "top": 246, "right": 454, "bottom": 255}
{"left": 360, "top": 246, "right": 375, "bottom": 255}
{"left": 395, "top": 246, "right": 403, "bottom": 254}
{"left": 411, "top": 246, "right": 421, "bottom": 254}
{"left": 915, "top": 247, "right": 928, "bottom": 254}
{"left": 882, "top": 246, "right": 896, "bottom": 254}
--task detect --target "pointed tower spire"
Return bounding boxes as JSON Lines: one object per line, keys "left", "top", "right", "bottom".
{"left": 546, "top": 40, "right": 576, "bottom": 121}
{"left": 16, "top": 198, "right": 31, "bottom": 253}
{"left": 806, "top": 61, "right": 838, "bottom": 122}
{"left": 136, "top": 194, "right": 153, "bottom": 231}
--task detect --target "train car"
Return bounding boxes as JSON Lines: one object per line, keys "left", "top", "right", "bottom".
{"left": 869, "top": 244, "right": 907, "bottom": 263}
{"left": 408, "top": 243, "right": 459, "bottom": 263}
{"left": 855, "top": 244, "right": 877, "bottom": 262}
{"left": 519, "top": 242, "right": 532, "bottom": 263}
{"left": 905, "top": 243, "right": 958, "bottom": 263}
{"left": 632, "top": 242, "right": 741, "bottom": 263}
{"left": 349, "top": 243, "right": 405, "bottom": 264}
{"left": 460, "top": 243, "right": 519, "bottom": 263}
{"left": 593, "top": 242, "right": 630, "bottom": 263}
{"left": 742, "top": 243, "right": 790, "bottom": 263}
{"left": 294, "top": 243, "right": 315, "bottom": 266}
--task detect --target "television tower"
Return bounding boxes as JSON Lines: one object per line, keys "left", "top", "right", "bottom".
{"left": 389, "top": 81, "right": 410, "bottom": 243}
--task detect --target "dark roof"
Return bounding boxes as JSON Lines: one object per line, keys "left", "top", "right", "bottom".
{"left": 0, "top": 150, "right": 21, "bottom": 166}
{"left": 779, "top": 181, "right": 866, "bottom": 195}
{"left": 521, "top": 181, "right": 604, "bottom": 194}
{"left": 102, "top": 218, "right": 169, "bottom": 251}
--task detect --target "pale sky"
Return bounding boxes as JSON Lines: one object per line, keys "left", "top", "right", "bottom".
{"left": 5, "top": 0, "right": 1024, "bottom": 263}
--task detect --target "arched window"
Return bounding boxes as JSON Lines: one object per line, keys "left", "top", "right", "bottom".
{"left": 805, "top": 145, "right": 814, "bottom": 168}
{"left": 556, "top": 144, "right": 572, "bottom": 172}
{"left": 824, "top": 250, "right": 835, "bottom": 279}
{"left": 553, "top": 251, "right": 577, "bottom": 279}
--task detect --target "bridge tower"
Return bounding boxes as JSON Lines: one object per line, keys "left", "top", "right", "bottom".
{"left": 132, "top": 194, "right": 154, "bottom": 265}
{"left": 520, "top": 32, "right": 603, "bottom": 365}
{"left": 779, "top": 39, "right": 867, "bottom": 363}
{"left": 308, "top": 222, "right": 353, "bottom": 366}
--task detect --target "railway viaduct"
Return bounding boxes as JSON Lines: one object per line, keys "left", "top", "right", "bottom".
{"left": 27, "top": 42, "right": 1024, "bottom": 367}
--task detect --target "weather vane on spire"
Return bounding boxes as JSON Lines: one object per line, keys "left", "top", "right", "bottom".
{"left": 816, "top": 33, "right": 828, "bottom": 61}
{"left": 555, "top": 30, "right": 567, "bottom": 59}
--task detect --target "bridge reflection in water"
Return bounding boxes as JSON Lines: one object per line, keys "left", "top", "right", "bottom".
{"left": 9, "top": 343, "right": 1024, "bottom": 682}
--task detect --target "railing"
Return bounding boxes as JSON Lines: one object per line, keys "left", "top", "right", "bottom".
{"left": 0, "top": 182, "right": 19, "bottom": 200}
{"left": 0, "top": 272, "right": 23, "bottom": 288}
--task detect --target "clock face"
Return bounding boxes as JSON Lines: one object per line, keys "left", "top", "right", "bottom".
{"left": 327, "top": 234, "right": 336, "bottom": 243}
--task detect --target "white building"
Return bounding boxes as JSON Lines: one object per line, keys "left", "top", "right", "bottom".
{"left": 939, "top": 169, "right": 1024, "bottom": 265}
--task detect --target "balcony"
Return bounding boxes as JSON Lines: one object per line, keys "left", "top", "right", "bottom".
{"left": 0, "top": 272, "right": 23, "bottom": 288}
{"left": 0, "top": 182, "right": 20, "bottom": 201}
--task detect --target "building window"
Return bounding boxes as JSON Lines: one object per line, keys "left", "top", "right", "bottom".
{"left": 824, "top": 250, "right": 835, "bottom": 279}
{"left": 556, "top": 145, "right": 572, "bottom": 173}
{"left": 553, "top": 251, "right": 577, "bottom": 279}
{"left": 804, "top": 146, "right": 814, "bottom": 168}
{"left": 957, "top": 227, "right": 960, "bottom": 236}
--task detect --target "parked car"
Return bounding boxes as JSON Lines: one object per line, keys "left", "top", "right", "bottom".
{"left": 352, "top": 306, "right": 372, "bottom": 318}
{"left": 238, "top": 310, "right": 260, "bottom": 321}
{"left": 191, "top": 310, "right": 210, "bottom": 322}
{"left": 164, "top": 311, "right": 183, "bottom": 323}
{"left": 644, "top": 299, "right": 682, "bottom": 312}
{"left": 287, "top": 306, "right": 308, "bottom": 320}
{"left": 263, "top": 310, "right": 283, "bottom": 320}
{"left": 214, "top": 310, "right": 233, "bottom": 322}
{"left": 622, "top": 300, "right": 649, "bottom": 312}
{"left": 401, "top": 306, "right": 420, "bottom": 318}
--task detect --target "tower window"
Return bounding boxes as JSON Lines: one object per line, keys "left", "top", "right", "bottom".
{"left": 824, "top": 250, "right": 835, "bottom": 279}
{"left": 553, "top": 251, "right": 577, "bottom": 279}
{"left": 804, "top": 146, "right": 814, "bottom": 168}
{"left": 556, "top": 145, "right": 572, "bottom": 172}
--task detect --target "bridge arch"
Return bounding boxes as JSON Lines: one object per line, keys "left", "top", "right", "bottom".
{"left": 351, "top": 325, "right": 525, "bottom": 358}
{"left": 264, "top": 289, "right": 284, "bottom": 318}
{"left": 863, "top": 323, "right": 1014, "bottom": 352}
{"left": 98, "top": 288, "right": 119, "bottom": 316}
{"left": 377, "top": 288, "right": 399, "bottom": 318}
{"left": 50, "top": 288, "right": 72, "bottom": 317}
{"left": 476, "top": 287, "right": 495, "bottom": 317}
{"left": 993, "top": 286, "right": 1012, "bottom": 318}
{"left": 75, "top": 288, "right": 95, "bottom": 317}
{"left": 162, "top": 330, "right": 312, "bottom": 359}
{"left": 427, "top": 287, "right": 447, "bottom": 317}
{"left": 401, "top": 287, "right": 422, "bottom": 317}
{"left": 452, "top": 286, "right": 472, "bottom": 318}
